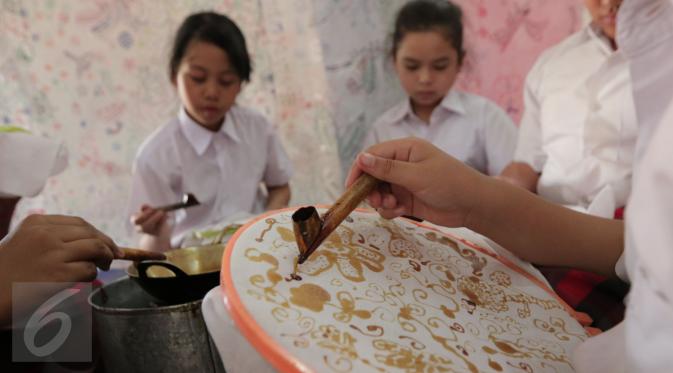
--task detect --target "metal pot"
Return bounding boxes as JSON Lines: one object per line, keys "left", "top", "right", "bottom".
{"left": 126, "top": 244, "right": 224, "bottom": 304}
{"left": 88, "top": 277, "right": 224, "bottom": 373}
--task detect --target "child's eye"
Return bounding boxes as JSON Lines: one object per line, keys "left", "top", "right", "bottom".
{"left": 432, "top": 64, "right": 449, "bottom": 71}
{"left": 190, "top": 76, "right": 206, "bottom": 84}
{"left": 405, "top": 65, "right": 420, "bottom": 71}
{"left": 219, "top": 80, "right": 236, "bottom": 87}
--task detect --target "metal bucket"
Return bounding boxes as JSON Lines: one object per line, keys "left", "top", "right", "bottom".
{"left": 88, "top": 277, "right": 224, "bottom": 373}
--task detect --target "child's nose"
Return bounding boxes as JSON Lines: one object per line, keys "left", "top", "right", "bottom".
{"left": 204, "top": 80, "right": 220, "bottom": 99}
{"left": 418, "top": 68, "right": 431, "bottom": 84}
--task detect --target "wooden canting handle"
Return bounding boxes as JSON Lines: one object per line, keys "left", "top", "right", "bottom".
{"left": 295, "top": 173, "right": 379, "bottom": 264}
{"left": 118, "top": 247, "right": 166, "bottom": 261}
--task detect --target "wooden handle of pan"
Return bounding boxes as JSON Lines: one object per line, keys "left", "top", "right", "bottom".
{"left": 118, "top": 247, "right": 167, "bottom": 261}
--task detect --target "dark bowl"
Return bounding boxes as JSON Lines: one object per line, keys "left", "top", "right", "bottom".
{"left": 126, "top": 244, "right": 224, "bottom": 304}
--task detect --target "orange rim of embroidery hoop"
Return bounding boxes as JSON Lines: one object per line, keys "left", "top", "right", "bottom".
{"left": 221, "top": 207, "right": 588, "bottom": 373}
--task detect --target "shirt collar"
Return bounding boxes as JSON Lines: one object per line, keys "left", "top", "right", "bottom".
{"left": 178, "top": 107, "right": 240, "bottom": 156}
{"left": 390, "top": 90, "right": 466, "bottom": 125}
{"left": 388, "top": 99, "right": 413, "bottom": 124}
{"left": 587, "top": 23, "right": 617, "bottom": 55}
{"left": 438, "top": 90, "right": 466, "bottom": 116}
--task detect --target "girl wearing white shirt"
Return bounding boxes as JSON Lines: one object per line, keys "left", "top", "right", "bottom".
{"left": 128, "top": 12, "right": 292, "bottom": 252}
{"left": 363, "top": 0, "right": 517, "bottom": 176}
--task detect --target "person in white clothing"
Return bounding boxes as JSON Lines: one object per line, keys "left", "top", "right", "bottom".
{"left": 0, "top": 127, "right": 68, "bottom": 237}
{"left": 499, "top": 0, "right": 634, "bottom": 331}
{"left": 500, "top": 0, "right": 636, "bottom": 218}
{"left": 574, "top": 0, "right": 673, "bottom": 371}
{"left": 128, "top": 12, "right": 293, "bottom": 252}
{"left": 363, "top": 0, "right": 517, "bottom": 176}
{"left": 341, "top": 1, "right": 673, "bottom": 370}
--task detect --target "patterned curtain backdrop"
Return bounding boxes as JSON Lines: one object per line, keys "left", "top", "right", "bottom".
{"left": 0, "top": 0, "right": 582, "bottom": 245}
{"left": 453, "top": 0, "right": 584, "bottom": 122}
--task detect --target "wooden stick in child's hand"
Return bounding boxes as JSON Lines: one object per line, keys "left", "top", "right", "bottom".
{"left": 293, "top": 173, "right": 379, "bottom": 264}
{"left": 117, "top": 247, "right": 166, "bottom": 261}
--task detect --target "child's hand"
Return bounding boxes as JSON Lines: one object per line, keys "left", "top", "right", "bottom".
{"left": 131, "top": 204, "right": 168, "bottom": 236}
{"left": 0, "top": 214, "right": 120, "bottom": 279}
{"left": 0, "top": 214, "right": 120, "bottom": 326}
{"left": 345, "top": 137, "right": 485, "bottom": 228}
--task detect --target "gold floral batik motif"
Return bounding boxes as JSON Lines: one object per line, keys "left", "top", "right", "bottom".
{"left": 229, "top": 210, "right": 589, "bottom": 372}
{"left": 276, "top": 224, "right": 385, "bottom": 282}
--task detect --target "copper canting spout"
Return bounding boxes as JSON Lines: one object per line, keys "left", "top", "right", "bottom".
{"left": 292, "top": 173, "right": 379, "bottom": 264}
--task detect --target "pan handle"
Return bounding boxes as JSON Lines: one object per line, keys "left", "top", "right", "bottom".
{"left": 137, "top": 261, "right": 189, "bottom": 279}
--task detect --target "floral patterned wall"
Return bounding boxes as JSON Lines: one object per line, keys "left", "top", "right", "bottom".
{"left": 1, "top": 0, "right": 582, "bottom": 244}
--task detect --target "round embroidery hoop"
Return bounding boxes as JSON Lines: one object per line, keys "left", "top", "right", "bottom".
{"left": 221, "top": 208, "right": 589, "bottom": 373}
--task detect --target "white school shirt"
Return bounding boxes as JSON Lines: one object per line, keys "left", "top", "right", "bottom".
{"left": 0, "top": 129, "right": 68, "bottom": 198}
{"left": 514, "top": 24, "right": 637, "bottom": 216}
{"left": 127, "top": 105, "right": 292, "bottom": 246}
{"left": 572, "top": 1, "right": 673, "bottom": 372}
{"left": 363, "top": 90, "right": 517, "bottom": 176}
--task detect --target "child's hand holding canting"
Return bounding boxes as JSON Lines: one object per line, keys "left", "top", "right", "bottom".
{"left": 346, "top": 137, "right": 485, "bottom": 228}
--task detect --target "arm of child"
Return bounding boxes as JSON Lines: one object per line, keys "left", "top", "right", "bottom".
{"left": 500, "top": 56, "right": 546, "bottom": 191}
{"left": 468, "top": 175, "right": 623, "bottom": 277}
{"left": 347, "top": 138, "right": 623, "bottom": 277}
{"left": 0, "top": 214, "right": 121, "bottom": 327}
{"left": 482, "top": 101, "right": 518, "bottom": 176}
{"left": 498, "top": 162, "right": 540, "bottom": 192}
{"left": 128, "top": 156, "right": 178, "bottom": 252}
{"left": 265, "top": 184, "right": 291, "bottom": 210}
{"left": 261, "top": 120, "right": 293, "bottom": 212}
{"left": 131, "top": 205, "right": 172, "bottom": 252}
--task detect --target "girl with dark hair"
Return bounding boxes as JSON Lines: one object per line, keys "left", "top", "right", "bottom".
{"left": 363, "top": 0, "right": 517, "bottom": 176}
{"left": 128, "top": 12, "right": 292, "bottom": 252}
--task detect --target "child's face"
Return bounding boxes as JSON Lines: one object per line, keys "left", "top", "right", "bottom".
{"left": 585, "top": 0, "right": 622, "bottom": 40}
{"left": 394, "top": 31, "right": 461, "bottom": 109}
{"left": 173, "top": 40, "right": 242, "bottom": 131}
